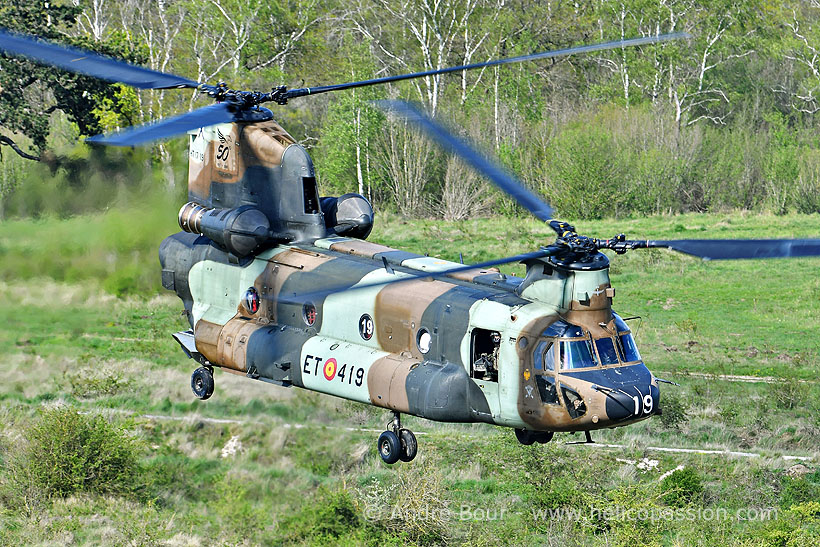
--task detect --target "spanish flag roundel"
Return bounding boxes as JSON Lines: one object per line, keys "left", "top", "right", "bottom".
{"left": 323, "top": 358, "right": 338, "bottom": 380}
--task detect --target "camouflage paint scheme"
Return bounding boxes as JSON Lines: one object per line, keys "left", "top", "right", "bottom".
{"left": 161, "top": 119, "right": 660, "bottom": 435}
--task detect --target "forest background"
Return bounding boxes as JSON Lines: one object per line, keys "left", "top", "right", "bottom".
{"left": 1, "top": 0, "right": 820, "bottom": 221}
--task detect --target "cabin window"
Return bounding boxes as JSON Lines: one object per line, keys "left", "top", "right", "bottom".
{"left": 559, "top": 340, "right": 597, "bottom": 369}
{"left": 302, "top": 176, "right": 320, "bottom": 214}
{"left": 471, "top": 328, "right": 500, "bottom": 381}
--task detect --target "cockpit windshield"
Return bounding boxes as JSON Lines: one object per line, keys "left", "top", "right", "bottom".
{"left": 560, "top": 340, "right": 597, "bottom": 369}
{"left": 595, "top": 337, "right": 619, "bottom": 365}
{"left": 534, "top": 316, "right": 642, "bottom": 370}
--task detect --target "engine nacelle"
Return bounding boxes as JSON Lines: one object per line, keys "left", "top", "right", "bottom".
{"left": 320, "top": 193, "right": 374, "bottom": 239}
{"left": 178, "top": 202, "right": 270, "bottom": 257}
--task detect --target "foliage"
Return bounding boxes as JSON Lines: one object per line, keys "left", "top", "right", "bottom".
{"left": 779, "top": 474, "right": 820, "bottom": 509}
{"left": 276, "top": 486, "right": 369, "bottom": 544}
{"left": 660, "top": 467, "right": 704, "bottom": 507}
{"left": 1, "top": 1, "right": 820, "bottom": 218}
{"left": 0, "top": 406, "right": 140, "bottom": 512}
{"left": 659, "top": 390, "right": 690, "bottom": 430}
{"left": 0, "top": 2, "right": 148, "bottom": 153}
{"left": 661, "top": 467, "right": 703, "bottom": 507}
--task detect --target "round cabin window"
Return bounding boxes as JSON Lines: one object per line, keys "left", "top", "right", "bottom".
{"left": 416, "top": 327, "right": 432, "bottom": 354}
{"left": 243, "top": 287, "right": 259, "bottom": 314}
{"left": 302, "top": 302, "right": 317, "bottom": 326}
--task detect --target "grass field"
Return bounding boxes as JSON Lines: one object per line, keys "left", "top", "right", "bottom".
{"left": 1, "top": 208, "right": 818, "bottom": 545}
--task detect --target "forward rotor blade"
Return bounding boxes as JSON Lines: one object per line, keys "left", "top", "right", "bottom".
{"left": 642, "top": 239, "right": 820, "bottom": 260}
{"left": 86, "top": 103, "right": 238, "bottom": 146}
{"left": 281, "top": 247, "right": 557, "bottom": 305}
{"left": 0, "top": 28, "right": 198, "bottom": 89}
{"left": 284, "top": 32, "right": 689, "bottom": 100}
{"left": 375, "top": 100, "right": 554, "bottom": 221}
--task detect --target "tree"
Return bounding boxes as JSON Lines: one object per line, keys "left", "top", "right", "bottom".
{"left": 776, "top": 1, "right": 820, "bottom": 115}
{"left": 0, "top": 1, "right": 147, "bottom": 159}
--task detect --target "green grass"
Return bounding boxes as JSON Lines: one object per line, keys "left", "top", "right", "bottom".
{"left": 0, "top": 209, "right": 818, "bottom": 545}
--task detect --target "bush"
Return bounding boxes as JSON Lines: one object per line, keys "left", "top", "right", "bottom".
{"left": 0, "top": 406, "right": 140, "bottom": 510}
{"left": 277, "top": 487, "right": 366, "bottom": 543}
{"left": 768, "top": 380, "right": 810, "bottom": 410}
{"left": 779, "top": 475, "right": 820, "bottom": 509}
{"left": 660, "top": 467, "right": 703, "bottom": 507}
{"left": 658, "top": 391, "right": 689, "bottom": 430}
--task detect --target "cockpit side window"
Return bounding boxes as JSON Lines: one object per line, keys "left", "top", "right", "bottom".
{"left": 536, "top": 375, "right": 559, "bottom": 404}
{"left": 533, "top": 340, "right": 555, "bottom": 372}
{"left": 617, "top": 332, "right": 641, "bottom": 362}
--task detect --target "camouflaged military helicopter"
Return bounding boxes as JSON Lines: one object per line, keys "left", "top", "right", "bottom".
{"left": 3, "top": 29, "right": 820, "bottom": 465}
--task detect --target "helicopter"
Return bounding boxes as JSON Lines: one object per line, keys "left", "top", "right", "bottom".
{"left": 2, "top": 29, "right": 820, "bottom": 465}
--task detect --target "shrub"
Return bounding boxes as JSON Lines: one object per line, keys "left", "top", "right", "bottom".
{"left": 277, "top": 487, "right": 364, "bottom": 543}
{"left": 779, "top": 475, "right": 820, "bottom": 509}
{"left": 658, "top": 391, "right": 689, "bottom": 430}
{"left": 660, "top": 467, "right": 703, "bottom": 507}
{"left": 768, "top": 380, "right": 810, "bottom": 410}
{"left": 63, "top": 365, "right": 128, "bottom": 398}
{"left": 0, "top": 406, "right": 140, "bottom": 510}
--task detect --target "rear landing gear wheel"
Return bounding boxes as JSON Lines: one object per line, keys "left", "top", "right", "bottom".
{"left": 398, "top": 428, "right": 417, "bottom": 462}
{"left": 191, "top": 366, "right": 214, "bottom": 400}
{"left": 378, "top": 430, "right": 401, "bottom": 464}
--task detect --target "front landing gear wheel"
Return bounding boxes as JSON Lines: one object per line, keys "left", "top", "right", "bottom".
{"left": 515, "top": 428, "right": 535, "bottom": 445}
{"left": 378, "top": 430, "right": 401, "bottom": 464}
{"left": 535, "top": 431, "right": 554, "bottom": 444}
{"left": 191, "top": 367, "right": 214, "bottom": 400}
{"left": 398, "top": 428, "right": 417, "bottom": 462}
{"left": 515, "top": 429, "right": 554, "bottom": 445}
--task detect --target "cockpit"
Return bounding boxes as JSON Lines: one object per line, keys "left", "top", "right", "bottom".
{"left": 532, "top": 313, "right": 641, "bottom": 372}
{"left": 521, "top": 313, "right": 657, "bottom": 427}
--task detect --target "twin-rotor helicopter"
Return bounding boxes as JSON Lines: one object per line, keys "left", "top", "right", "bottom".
{"left": 2, "top": 28, "right": 819, "bottom": 464}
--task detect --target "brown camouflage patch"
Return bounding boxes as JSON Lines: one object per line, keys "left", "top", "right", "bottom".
{"left": 254, "top": 248, "right": 336, "bottom": 323}
{"left": 194, "top": 319, "right": 222, "bottom": 365}
{"left": 565, "top": 282, "right": 613, "bottom": 338}
{"left": 445, "top": 267, "right": 498, "bottom": 282}
{"left": 515, "top": 314, "right": 560, "bottom": 429}
{"left": 328, "top": 239, "right": 395, "bottom": 258}
{"left": 367, "top": 353, "right": 420, "bottom": 412}
{"left": 242, "top": 121, "right": 294, "bottom": 168}
{"left": 374, "top": 279, "right": 454, "bottom": 357}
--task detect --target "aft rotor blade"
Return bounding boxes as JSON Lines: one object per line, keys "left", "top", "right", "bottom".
{"left": 281, "top": 247, "right": 557, "bottom": 304}
{"left": 0, "top": 28, "right": 198, "bottom": 89}
{"left": 642, "top": 239, "right": 820, "bottom": 260}
{"left": 86, "top": 103, "right": 238, "bottom": 146}
{"left": 375, "top": 100, "right": 554, "bottom": 221}
{"left": 284, "top": 32, "right": 689, "bottom": 100}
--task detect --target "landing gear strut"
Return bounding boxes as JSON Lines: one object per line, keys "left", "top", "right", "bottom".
{"left": 514, "top": 428, "right": 554, "bottom": 445}
{"left": 191, "top": 366, "right": 214, "bottom": 400}
{"left": 378, "top": 411, "right": 417, "bottom": 464}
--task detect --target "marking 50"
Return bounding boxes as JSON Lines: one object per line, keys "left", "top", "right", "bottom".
{"left": 303, "top": 354, "right": 364, "bottom": 386}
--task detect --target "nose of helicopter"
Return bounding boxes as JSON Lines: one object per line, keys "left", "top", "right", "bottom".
{"left": 599, "top": 381, "right": 660, "bottom": 421}
{"left": 561, "top": 365, "right": 660, "bottom": 422}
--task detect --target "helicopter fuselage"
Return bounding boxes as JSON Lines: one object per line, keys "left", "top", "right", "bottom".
{"left": 160, "top": 231, "right": 660, "bottom": 434}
